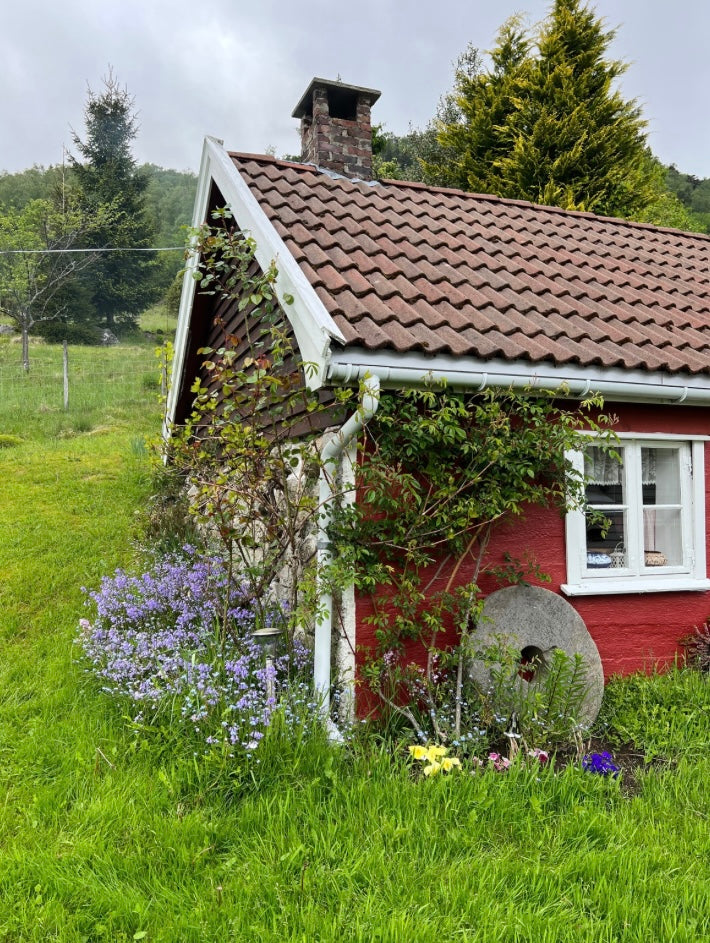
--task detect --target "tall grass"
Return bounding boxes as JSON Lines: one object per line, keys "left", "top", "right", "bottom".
{"left": 0, "top": 339, "right": 709, "bottom": 940}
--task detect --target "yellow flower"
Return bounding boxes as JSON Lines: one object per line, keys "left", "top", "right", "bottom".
{"left": 441, "top": 757, "right": 461, "bottom": 772}
{"left": 423, "top": 761, "right": 442, "bottom": 776}
{"left": 424, "top": 745, "right": 448, "bottom": 761}
{"left": 409, "top": 744, "right": 429, "bottom": 760}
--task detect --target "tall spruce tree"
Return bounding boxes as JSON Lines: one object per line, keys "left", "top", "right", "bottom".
{"left": 430, "top": 1, "right": 655, "bottom": 219}
{"left": 71, "top": 70, "right": 157, "bottom": 329}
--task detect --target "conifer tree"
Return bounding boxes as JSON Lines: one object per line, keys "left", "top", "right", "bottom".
{"left": 71, "top": 70, "right": 157, "bottom": 329}
{"left": 499, "top": 0, "right": 652, "bottom": 215}
{"left": 430, "top": 1, "right": 655, "bottom": 219}
{"left": 427, "top": 20, "right": 530, "bottom": 193}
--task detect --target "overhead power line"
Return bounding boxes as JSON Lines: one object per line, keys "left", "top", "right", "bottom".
{"left": 0, "top": 246, "right": 186, "bottom": 256}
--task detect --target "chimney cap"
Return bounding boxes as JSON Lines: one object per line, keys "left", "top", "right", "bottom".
{"left": 292, "top": 77, "right": 381, "bottom": 119}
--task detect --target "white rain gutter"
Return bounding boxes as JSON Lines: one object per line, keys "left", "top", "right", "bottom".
{"left": 326, "top": 356, "right": 710, "bottom": 406}
{"left": 314, "top": 373, "right": 381, "bottom": 734}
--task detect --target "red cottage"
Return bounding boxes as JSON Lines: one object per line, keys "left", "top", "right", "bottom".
{"left": 167, "top": 77, "right": 710, "bottom": 719}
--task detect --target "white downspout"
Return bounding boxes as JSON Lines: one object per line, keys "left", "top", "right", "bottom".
{"left": 314, "top": 373, "right": 380, "bottom": 733}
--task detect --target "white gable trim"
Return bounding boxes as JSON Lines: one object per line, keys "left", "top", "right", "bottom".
{"left": 166, "top": 138, "right": 345, "bottom": 432}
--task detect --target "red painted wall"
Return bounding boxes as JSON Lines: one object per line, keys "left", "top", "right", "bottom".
{"left": 355, "top": 402, "right": 710, "bottom": 684}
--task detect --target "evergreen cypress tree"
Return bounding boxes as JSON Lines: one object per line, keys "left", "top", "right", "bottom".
{"left": 498, "top": 0, "right": 652, "bottom": 215}
{"left": 428, "top": 20, "right": 530, "bottom": 193}
{"left": 430, "top": 1, "right": 655, "bottom": 219}
{"left": 71, "top": 70, "right": 158, "bottom": 330}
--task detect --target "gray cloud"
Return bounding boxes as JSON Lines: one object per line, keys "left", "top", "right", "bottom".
{"left": 2, "top": 0, "right": 709, "bottom": 176}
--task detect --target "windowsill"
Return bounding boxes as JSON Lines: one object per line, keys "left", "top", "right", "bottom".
{"left": 561, "top": 577, "right": 710, "bottom": 596}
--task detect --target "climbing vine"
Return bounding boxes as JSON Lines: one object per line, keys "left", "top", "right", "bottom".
{"left": 168, "top": 208, "right": 353, "bottom": 643}
{"left": 169, "top": 209, "right": 617, "bottom": 741}
{"left": 329, "top": 385, "right": 616, "bottom": 738}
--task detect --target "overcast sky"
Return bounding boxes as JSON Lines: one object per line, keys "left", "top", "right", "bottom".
{"left": 2, "top": 0, "right": 709, "bottom": 178}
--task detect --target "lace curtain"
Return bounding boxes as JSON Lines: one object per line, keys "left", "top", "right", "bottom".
{"left": 584, "top": 447, "right": 656, "bottom": 485}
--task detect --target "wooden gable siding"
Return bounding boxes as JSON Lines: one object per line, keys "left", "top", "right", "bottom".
{"left": 176, "top": 182, "right": 341, "bottom": 438}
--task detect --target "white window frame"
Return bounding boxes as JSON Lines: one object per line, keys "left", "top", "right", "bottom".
{"left": 562, "top": 434, "right": 710, "bottom": 596}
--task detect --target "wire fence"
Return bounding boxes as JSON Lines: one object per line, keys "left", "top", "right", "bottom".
{"left": 0, "top": 342, "right": 168, "bottom": 429}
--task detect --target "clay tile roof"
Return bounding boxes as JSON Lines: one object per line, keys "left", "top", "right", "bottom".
{"left": 230, "top": 153, "right": 710, "bottom": 378}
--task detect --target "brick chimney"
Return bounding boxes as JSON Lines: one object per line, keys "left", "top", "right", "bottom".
{"left": 292, "top": 77, "right": 381, "bottom": 180}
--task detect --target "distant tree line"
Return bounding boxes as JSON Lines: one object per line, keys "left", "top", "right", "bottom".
{"left": 664, "top": 167, "right": 710, "bottom": 233}
{"left": 0, "top": 161, "right": 196, "bottom": 252}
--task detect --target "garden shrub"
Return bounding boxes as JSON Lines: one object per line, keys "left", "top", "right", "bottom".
{"left": 137, "top": 455, "right": 200, "bottom": 555}
{"left": 596, "top": 665, "right": 710, "bottom": 759}
{"left": 471, "top": 643, "right": 591, "bottom": 749}
{"left": 34, "top": 319, "right": 101, "bottom": 345}
{"left": 366, "top": 642, "right": 591, "bottom": 757}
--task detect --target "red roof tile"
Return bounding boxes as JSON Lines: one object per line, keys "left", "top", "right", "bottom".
{"left": 231, "top": 153, "right": 710, "bottom": 377}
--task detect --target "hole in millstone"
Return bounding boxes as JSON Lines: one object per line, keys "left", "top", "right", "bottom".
{"left": 518, "top": 645, "right": 544, "bottom": 682}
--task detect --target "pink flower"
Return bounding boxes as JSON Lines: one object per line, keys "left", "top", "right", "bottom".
{"left": 528, "top": 748, "right": 549, "bottom": 765}
{"left": 488, "top": 752, "right": 511, "bottom": 772}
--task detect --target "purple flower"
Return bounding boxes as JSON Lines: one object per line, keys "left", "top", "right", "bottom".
{"left": 78, "top": 549, "right": 313, "bottom": 758}
{"left": 582, "top": 751, "right": 621, "bottom": 777}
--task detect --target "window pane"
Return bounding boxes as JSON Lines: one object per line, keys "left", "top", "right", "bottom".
{"left": 642, "top": 447, "right": 681, "bottom": 504}
{"left": 586, "top": 510, "right": 626, "bottom": 569}
{"left": 571, "top": 439, "right": 696, "bottom": 585}
{"left": 585, "top": 445, "right": 624, "bottom": 505}
{"left": 644, "top": 508, "right": 683, "bottom": 566}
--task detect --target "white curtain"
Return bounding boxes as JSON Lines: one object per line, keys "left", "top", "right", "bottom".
{"left": 585, "top": 447, "right": 656, "bottom": 485}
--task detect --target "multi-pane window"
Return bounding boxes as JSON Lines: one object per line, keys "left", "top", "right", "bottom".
{"left": 563, "top": 437, "right": 709, "bottom": 595}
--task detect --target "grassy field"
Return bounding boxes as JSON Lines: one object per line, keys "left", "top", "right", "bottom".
{"left": 0, "top": 328, "right": 168, "bottom": 443}
{"left": 0, "top": 337, "right": 709, "bottom": 941}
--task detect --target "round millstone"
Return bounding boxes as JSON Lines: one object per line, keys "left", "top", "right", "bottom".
{"left": 466, "top": 584, "right": 604, "bottom": 724}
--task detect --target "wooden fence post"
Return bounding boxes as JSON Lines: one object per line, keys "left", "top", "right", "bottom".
{"left": 63, "top": 340, "right": 69, "bottom": 410}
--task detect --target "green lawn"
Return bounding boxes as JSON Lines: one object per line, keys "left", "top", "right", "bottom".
{"left": 0, "top": 338, "right": 709, "bottom": 941}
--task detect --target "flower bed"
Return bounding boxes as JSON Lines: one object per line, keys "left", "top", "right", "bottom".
{"left": 78, "top": 549, "right": 313, "bottom": 758}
